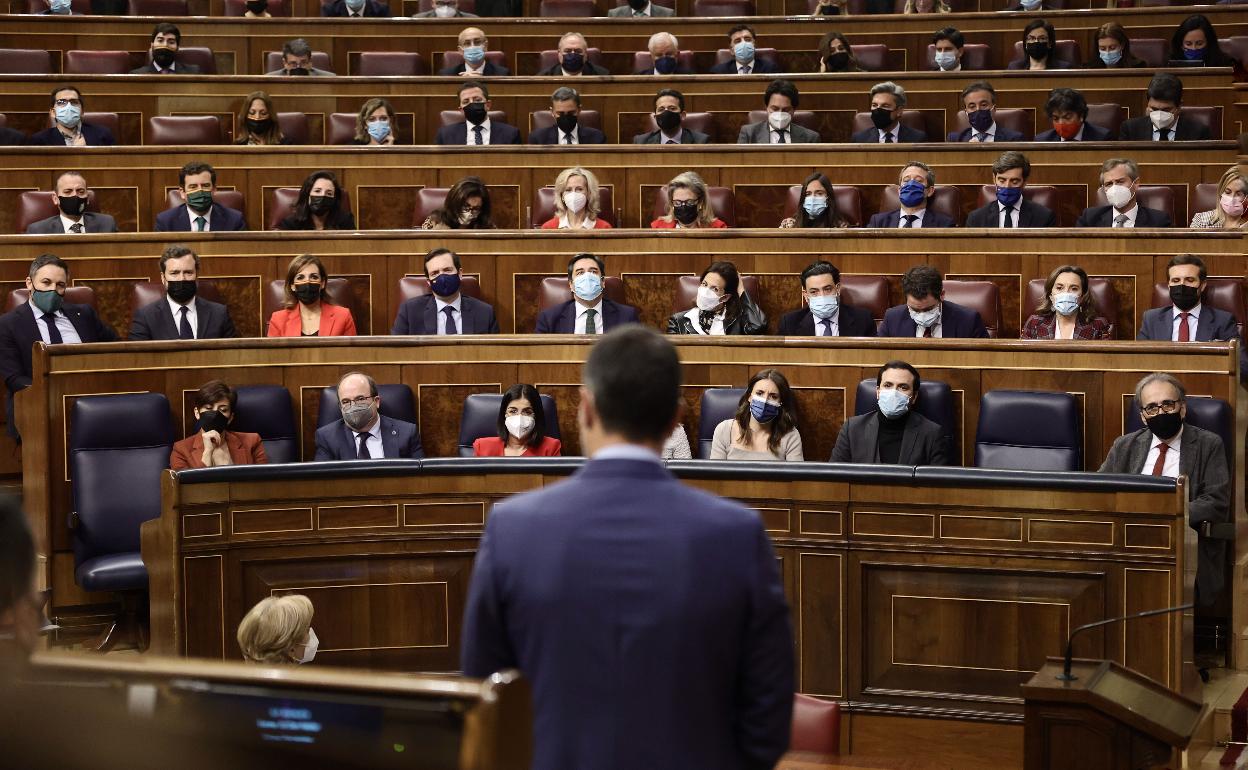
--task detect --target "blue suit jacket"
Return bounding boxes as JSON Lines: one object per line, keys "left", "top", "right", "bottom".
{"left": 461, "top": 456, "right": 795, "bottom": 770}
{"left": 879, "top": 300, "right": 989, "bottom": 338}
{"left": 946, "top": 125, "right": 1026, "bottom": 142}
{"left": 154, "top": 202, "right": 247, "bottom": 232}
{"left": 313, "top": 414, "right": 424, "bottom": 460}
{"left": 534, "top": 298, "right": 640, "bottom": 334}
{"left": 391, "top": 294, "right": 499, "bottom": 335}
{"left": 708, "top": 57, "right": 783, "bottom": 74}
{"left": 867, "top": 209, "right": 956, "bottom": 228}
{"left": 434, "top": 120, "right": 521, "bottom": 145}
{"left": 26, "top": 123, "right": 115, "bottom": 146}
{"left": 527, "top": 124, "right": 607, "bottom": 145}
{"left": 1138, "top": 303, "right": 1247, "bottom": 383}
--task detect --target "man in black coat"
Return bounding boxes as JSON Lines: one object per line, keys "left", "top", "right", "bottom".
{"left": 535, "top": 32, "right": 610, "bottom": 76}
{"left": 25, "top": 86, "right": 115, "bottom": 147}
{"left": 438, "top": 27, "right": 511, "bottom": 76}
{"left": 129, "top": 245, "right": 239, "bottom": 341}
{"left": 321, "top": 0, "right": 389, "bottom": 15}
{"left": 850, "top": 82, "right": 928, "bottom": 143}
{"left": 965, "top": 151, "right": 1058, "bottom": 228}
{"left": 1075, "top": 158, "right": 1173, "bottom": 228}
{"left": 434, "top": 81, "right": 521, "bottom": 145}
{"left": 1118, "top": 73, "right": 1212, "bottom": 142}
{"left": 528, "top": 86, "right": 606, "bottom": 145}
{"left": 778, "top": 261, "right": 876, "bottom": 337}
{"left": 831, "top": 360, "right": 949, "bottom": 465}
{"left": 391, "top": 248, "right": 500, "bottom": 335}
{"left": 708, "top": 24, "right": 783, "bottom": 74}
{"left": 25, "top": 172, "right": 119, "bottom": 234}
{"left": 129, "top": 23, "right": 202, "bottom": 74}
{"left": 632, "top": 89, "right": 710, "bottom": 144}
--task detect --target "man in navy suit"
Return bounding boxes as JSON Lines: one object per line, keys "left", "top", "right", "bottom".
{"left": 632, "top": 89, "right": 710, "bottom": 144}
{"left": 879, "top": 265, "right": 989, "bottom": 338}
{"left": 392, "top": 247, "right": 500, "bottom": 335}
{"left": 0, "top": 254, "right": 118, "bottom": 439}
{"left": 851, "top": 81, "right": 928, "bottom": 143}
{"left": 634, "top": 32, "right": 693, "bottom": 75}
{"left": 321, "top": 0, "right": 388, "bottom": 15}
{"left": 965, "top": 151, "right": 1058, "bottom": 228}
{"left": 778, "top": 260, "right": 876, "bottom": 336}
{"left": 535, "top": 253, "right": 640, "bottom": 334}
{"left": 434, "top": 81, "right": 521, "bottom": 146}
{"left": 438, "top": 27, "right": 511, "bottom": 76}
{"left": 461, "top": 326, "right": 794, "bottom": 769}
{"left": 25, "top": 86, "right": 115, "bottom": 147}
{"left": 709, "top": 24, "right": 783, "bottom": 74}
{"left": 1119, "top": 74, "right": 1211, "bottom": 142}
{"left": 867, "top": 161, "right": 956, "bottom": 228}
{"left": 528, "top": 87, "right": 606, "bottom": 145}
{"left": 129, "top": 245, "right": 238, "bottom": 341}
{"left": 129, "top": 23, "right": 202, "bottom": 74}
{"left": 1138, "top": 256, "right": 1243, "bottom": 357}
{"left": 1035, "top": 87, "right": 1112, "bottom": 142}
{"left": 947, "top": 81, "right": 1025, "bottom": 142}
{"left": 26, "top": 172, "right": 118, "bottom": 234}
{"left": 155, "top": 162, "right": 247, "bottom": 232}
{"left": 1076, "top": 158, "right": 1173, "bottom": 228}
{"left": 314, "top": 371, "right": 424, "bottom": 460}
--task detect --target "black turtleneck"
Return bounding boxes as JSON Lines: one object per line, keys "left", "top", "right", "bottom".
{"left": 876, "top": 410, "right": 907, "bottom": 464}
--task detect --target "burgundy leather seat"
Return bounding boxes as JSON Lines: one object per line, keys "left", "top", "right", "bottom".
{"left": 356, "top": 52, "right": 427, "bottom": 76}
{"left": 790, "top": 695, "right": 841, "bottom": 754}
{"left": 0, "top": 48, "right": 52, "bottom": 74}
{"left": 147, "top": 116, "right": 223, "bottom": 146}
{"left": 65, "top": 50, "right": 132, "bottom": 74}
{"left": 943, "top": 280, "right": 1002, "bottom": 338}
{"left": 16, "top": 190, "right": 99, "bottom": 233}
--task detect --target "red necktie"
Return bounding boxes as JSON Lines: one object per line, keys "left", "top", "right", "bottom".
{"left": 922, "top": 326, "right": 932, "bottom": 338}
{"left": 1151, "top": 442, "right": 1169, "bottom": 476}
{"left": 1177, "top": 312, "right": 1190, "bottom": 342}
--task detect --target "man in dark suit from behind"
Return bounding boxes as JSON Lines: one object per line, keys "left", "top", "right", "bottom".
{"left": 461, "top": 326, "right": 795, "bottom": 769}
{"left": 438, "top": 27, "right": 511, "bottom": 76}
{"left": 737, "top": 79, "right": 820, "bottom": 144}
{"left": 947, "top": 81, "right": 1025, "bottom": 142}
{"left": 710, "top": 24, "right": 783, "bottom": 75}
{"left": 528, "top": 86, "right": 606, "bottom": 145}
{"left": 778, "top": 260, "right": 875, "bottom": 337}
{"left": 879, "top": 265, "right": 989, "bottom": 339}
{"left": 129, "top": 23, "right": 202, "bottom": 74}
{"left": 831, "top": 359, "right": 949, "bottom": 465}
{"left": 321, "top": 0, "right": 388, "bottom": 16}
{"left": 155, "top": 161, "right": 248, "bottom": 232}
{"left": 0, "top": 253, "right": 118, "bottom": 440}
{"left": 632, "top": 88, "right": 710, "bottom": 145}
{"left": 25, "top": 86, "right": 115, "bottom": 147}
{"left": 25, "top": 171, "right": 118, "bottom": 234}
{"left": 1075, "top": 158, "right": 1173, "bottom": 228}
{"left": 1137, "top": 256, "right": 1245, "bottom": 386}
{"left": 434, "top": 81, "right": 521, "bottom": 146}
{"left": 314, "top": 371, "right": 424, "bottom": 460}
{"left": 392, "top": 247, "right": 500, "bottom": 335}
{"left": 535, "top": 253, "right": 640, "bottom": 334}
{"left": 1119, "top": 73, "right": 1211, "bottom": 142}
{"left": 866, "top": 160, "right": 956, "bottom": 228}
{"left": 129, "top": 244, "right": 239, "bottom": 341}
{"left": 965, "top": 151, "right": 1058, "bottom": 228}
{"left": 850, "top": 81, "right": 928, "bottom": 143}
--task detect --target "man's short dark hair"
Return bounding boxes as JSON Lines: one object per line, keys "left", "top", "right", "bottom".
{"left": 932, "top": 27, "right": 964, "bottom": 49}
{"left": 50, "top": 85, "right": 83, "bottom": 108}
{"left": 459, "top": 80, "right": 489, "bottom": 100}
{"left": 179, "top": 161, "right": 216, "bottom": 188}
{"left": 960, "top": 80, "right": 995, "bottom": 104}
{"left": 655, "top": 88, "right": 685, "bottom": 111}
{"left": 1147, "top": 72, "right": 1184, "bottom": 106}
{"left": 764, "top": 79, "right": 799, "bottom": 109}
{"left": 151, "top": 22, "right": 181, "bottom": 44}
{"left": 160, "top": 244, "right": 199, "bottom": 273}
{"left": 901, "top": 265, "right": 942, "bottom": 300}
{"left": 800, "top": 260, "right": 840, "bottom": 289}
{"left": 1168, "top": 253, "right": 1207, "bottom": 282}
{"left": 424, "top": 247, "right": 462, "bottom": 276}
{"left": 727, "top": 23, "right": 755, "bottom": 40}
{"left": 283, "top": 38, "right": 312, "bottom": 58}
{"left": 0, "top": 496, "right": 35, "bottom": 620}
{"left": 1044, "top": 87, "right": 1088, "bottom": 120}
{"left": 567, "top": 252, "right": 604, "bottom": 280}
{"left": 583, "top": 326, "right": 681, "bottom": 444}
{"left": 877, "top": 360, "right": 921, "bottom": 394}
{"left": 551, "top": 86, "right": 580, "bottom": 106}
{"left": 992, "top": 150, "right": 1031, "bottom": 179}
{"left": 28, "top": 253, "right": 68, "bottom": 280}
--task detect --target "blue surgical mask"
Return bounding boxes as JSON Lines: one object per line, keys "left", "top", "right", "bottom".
{"left": 749, "top": 396, "right": 780, "bottom": 423}
{"left": 802, "top": 196, "right": 828, "bottom": 218}
{"left": 345, "top": 0, "right": 365, "bottom": 8}
{"left": 1099, "top": 49, "right": 1123, "bottom": 66}
{"left": 877, "top": 388, "right": 911, "bottom": 419}
{"left": 463, "top": 45, "right": 485, "bottom": 65}
{"left": 996, "top": 186, "right": 1022, "bottom": 207}
{"left": 49, "top": 0, "right": 71, "bottom": 11}
{"left": 909, "top": 306, "right": 940, "bottom": 328}
{"left": 1019, "top": 0, "right": 1040, "bottom": 8}
{"left": 1183, "top": 47, "right": 1205, "bottom": 61}
{"left": 366, "top": 120, "right": 390, "bottom": 142}
{"left": 733, "top": 40, "right": 755, "bottom": 63}
{"left": 898, "top": 180, "right": 927, "bottom": 208}
{"left": 934, "top": 51, "right": 957, "bottom": 70}
{"left": 808, "top": 294, "right": 838, "bottom": 320}
{"left": 573, "top": 272, "right": 602, "bottom": 302}
{"left": 55, "top": 103, "right": 81, "bottom": 129}
{"left": 1053, "top": 292, "right": 1080, "bottom": 316}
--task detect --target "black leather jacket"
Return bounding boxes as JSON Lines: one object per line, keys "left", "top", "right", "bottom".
{"left": 666, "top": 292, "right": 767, "bottom": 335}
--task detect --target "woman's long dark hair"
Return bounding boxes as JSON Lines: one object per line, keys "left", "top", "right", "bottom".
{"left": 794, "top": 172, "right": 848, "bottom": 228}
{"left": 732, "top": 368, "right": 798, "bottom": 454}
{"left": 699, "top": 261, "right": 744, "bottom": 325}
{"left": 1036, "top": 264, "right": 1098, "bottom": 324}
{"left": 1169, "top": 14, "right": 1235, "bottom": 67}
{"left": 1087, "top": 23, "right": 1143, "bottom": 68}
{"left": 495, "top": 383, "right": 546, "bottom": 448}
{"left": 288, "top": 170, "right": 353, "bottom": 230}
{"left": 431, "top": 176, "right": 495, "bottom": 230}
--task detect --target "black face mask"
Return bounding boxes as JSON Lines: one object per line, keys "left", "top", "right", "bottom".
{"left": 1169, "top": 284, "right": 1200, "bottom": 311}
{"left": 554, "top": 113, "right": 577, "bottom": 134}
{"left": 673, "top": 202, "right": 699, "bottom": 225}
{"left": 870, "top": 107, "right": 895, "bottom": 131}
{"left": 308, "top": 195, "right": 335, "bottom": 216}
{"left": 152, "top": 47, "right": 176, "bottom": 68}
{"left": 824, "top": 51, "right": 850, "bottom": 70}
{"left": 627, "top": 0, "right": 647, "bottom": 8}
{"left": 58, "top": 194, "right": 86, "bottom": 217}
{"left": 655, "top": 110, "right": 681, "bottom": 134}
{"left": 463, "top": 102, "right": 488, "bottom": 126}
{"left": 245, "top": 0, "right": 267, "bottom": 10}
{"left": 294, "top": 283, "right": 322, "bottom": 305}
{"left": 197, "top": 409, "right": 229, "bottom": 435}
{"left": 1025, "top": 42, "right": 1051, "bottom": 61}
{"left": 1145, "top": 410, "right": 1182, "bottom": 441}
{"left": 287, "top": 66, "right": 310, "bottom": 76}
{"left": 166, "top": 279, "right": 197, "bottom": 304}
{"left": 245, "top": 117, "right": 272, "bottom": 135}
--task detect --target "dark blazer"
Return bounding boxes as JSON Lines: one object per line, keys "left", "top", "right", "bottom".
{"left": 737, "top": 121, "right": 820, "bottom": 144}
{"left": 1099, "top": 424, "right": 1228, "bottom": 600}
{"left": 606, "top": 2, "right": 674, "bottom": 14}
{"left": 1034, "top": 122, "right": 1113, "bottom": 142}
{"left": 1138, "top": 304, "right": 1239, "bottom": 343}
{"left": 434, "top": 120, "right": 521, "bottom": 145}
{"left": 1006, "top": 57, "right": 1073, "bottom": 70}
{"left": 831, "top": 410, "right": 949, "bottom": 465}
{"left": 128, "top": 61, "right": 203, "bottom": 74}
{"left": 878, "top": 300, "right": 988, "bottom": 339}
{"left": 946, "top": 125, "right": 1026, "bottom": 142}
{"left": 866, "top": 208, "right": 956, "bottom": 228}
{"left": 634, "top": 65, "right": 695, "bottom": 76}
{"left": 535, "top": 61, "right": 610, "bottom": 76}
{"left": 313, "top": 415, "right": 424, "bottom": 460}
{"left": 850, "top": 124, "right": 928, "bottom": 143}
{"left": 965, "top": 199, "right": 1058, "bottom": 228}
{"left": 128, "top": 297, "right": 238, "bottom": 341}
{"left": 0, "top": 127, "right": 26, "bottom": 145}
{"left": 777, "top": 304, "right": 876, "bottom": 336}
{"left": 1075, "top": 204, "right": 1173, "bottom": 228}
{"left": 25, "top": 123, "right": 115, "bottom": 146}
{"left": 391, "top": 294, "right": 499, "bottom": 335}
{"left": 155, "top": 202, "right": 247, "bottom": 232}
{"left": 277, "top": 209, "right": 356, "bottom": 230}
{"left": 633, "top": 127, "right": 710, "bottom": 144}
{"left": 534, "top": 298, "right": 640, "bottom": 333}
{"left": 666, "top": 294, "right": 767, "bottom": 335}
{"left": 527, "top": 124, "right": 606, "bottom": 145}
{"left": 709, "top": 57, "right": 783, "bottom": 74}
{"left": 461, "top": 456, "right": 794, "bottom": 770}
{"left": 321, "top": 0, "right": 389, "bottom": 14}
{"left": 437, "top": 60, "right": 511, "bottom": 76}
{"left": 411, "top": 6, "right": 476, "bottom": 14}
{"left": 26, "top": 212, "right": 118, "bottom": 234}
{"left": 1119, "top": 115, "right": 1211, "bottom": 141}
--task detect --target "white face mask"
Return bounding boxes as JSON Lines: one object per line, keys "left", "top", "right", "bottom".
{"left": 908, "top": 306, "right": 940, "bottom": 328}
{"left": 505, "top": 414, "right": 536, "bottom": 439}
{"left": 432, "top": 3, "right": 455, "bottom": 14}
{"left": 297, "top": 628, "right": 318, "bottom": 664}
{"left": 1104, "top": 183, "right": 1134, "bottom": 209}
{"left": 1148, "top": 109, "right": 1177, "bottom": 130}
{"left": 767, "top": 111, "right": 792, "bottom": 131}
{"left": 563, "top": 190, "right": 587, "bottom": 214}
{"left": 696, "top": 286, "right": 723, "bottom": 312}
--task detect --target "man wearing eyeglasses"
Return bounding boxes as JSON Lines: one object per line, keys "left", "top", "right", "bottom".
{"left": 314, "top": 371, "right": 424, "bottom": 460}
{"left": 1099, "top": 372, "right": 1229, "bottom": 605}
{"left": 25, "top": 86, "right": 115, "bottom": 147}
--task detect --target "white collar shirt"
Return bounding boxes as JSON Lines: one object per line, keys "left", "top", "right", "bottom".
{"left": 27, "top": 298, "right": 81, "bottom": 344}
{"left": 1171, "top": 303, "right": 1201, "bottom": 341}
{"left": 1143, "top": 425, "right": 1182, "bottom": 478}
{"left": 435, "top": 294, "right": 463, "bottom": 334}
{"left": 59, "top": 213, "right": 86, "bottom": 233}
{"left": 575, "top": 300, "right": 605, "bottom": 335}
{"left": 466, "top": 117, "right": 491, "bottom": 145}
{"left": 167, "top": 295, "right": 198, "bottom": 338}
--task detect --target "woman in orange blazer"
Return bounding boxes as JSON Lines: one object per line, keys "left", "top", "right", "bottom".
{"left": 473, "top": 384, "right": 562, "bottom": 457}
{"left": 170, "top": 380, "right": 269, "bottom": 470}
{"left": 266, "top": 253, "right": 358, "bottom": 338}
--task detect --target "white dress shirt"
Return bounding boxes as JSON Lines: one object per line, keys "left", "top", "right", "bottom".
{"left": 969, "top": 123, "right": 997, "bottom": 142}
{"left": 556, "top": 125, "right": 580, "bottom": 145}
{"left": 435, "top": 294, "right": 462, "bottom": 334}
{"left": 575, "top": 300, "right": 605, "bottom": 334}
{"left": 557, "top": 214, "right": 597, "bottom": 229}
{"left": 1171, "top": 303, "right": 1200, "bottom": 341}
{"left": 876, "top": 127, "right": 898, "bottom": 143}
{"left": 167, "top": 295, "right": 198, "bottom": 338}
{"left": 997, "top": 201, "right": 1019, "bottom": 228}
{"left": 1111, "top": 204, "right": 1138, "bottom": 228}
{"left": 813, "top": 310, "right": 839, "bottom": 337}
{"left": 28, "top": 298, "right": 81, "bottom": 343}
{"left": 466, "top": 117, "right": 491, "bottom": 145}
{"left": 660, "top": 129, "right": 681, "bottom": 144}
{"left": 769, "top": 127, "right": 790, "bottom": 144}
{"left": 683, "top": 307, "right": 725, "bottom": 335}
{"left": 737, "top": 59, "right": 756, "bottom": 75}
{"left": 897, "top": 208, "right": 926, "bottom": 227}
{"left": 187, "top": 206, "right": 213, "bottom": 231}
{"left": 352, "top": 416, "right": 383, "bottom": 459}
{"left": 1143, "top": 425, "right": 1182, "bottom": 478}
{"left": 59, "top": 214, "right": 86, "bottom": 233}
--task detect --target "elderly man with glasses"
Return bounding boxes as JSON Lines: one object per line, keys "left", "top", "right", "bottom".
{"left": 314, "top": 371, "right": 424, "bottom": 460}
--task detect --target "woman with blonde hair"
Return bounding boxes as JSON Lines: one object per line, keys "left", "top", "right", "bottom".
{"left": 353, "top": 97, "right": 396, "bottom": 146}
{"left": 650, "top": 171, "right": 726, "bottom": 229}
{"left": 236, "top": 594, "right": 317, "bottom": 665}
{"left": 266, "top": 254, "right": 358, "bottom": 337}
{"left": 1191, "top": 165, "right": 1246, "bottom": 230}
{"left": 235, "top": 91, "right": 289, "bottom": 146}
{"left": 540, "top": 167, "right": 611, "bottom": 230}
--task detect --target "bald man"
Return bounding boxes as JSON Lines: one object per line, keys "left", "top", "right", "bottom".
{"left": 438, "top": 27, "right": 511, "bottom": 76}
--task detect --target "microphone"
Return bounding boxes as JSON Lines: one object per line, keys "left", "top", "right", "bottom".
{"left": 1057, "top": 603, "right": 1194, "bottom": 682}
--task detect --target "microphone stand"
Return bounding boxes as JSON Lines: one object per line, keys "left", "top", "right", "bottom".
{"left": 1057, "top": 603, "right": 1194, "bottom": 682}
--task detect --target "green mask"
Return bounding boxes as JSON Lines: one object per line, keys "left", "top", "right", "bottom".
{"left": 186, "top": 189, "right": 213, "bottom": 213}
{"left": 31, "top": 289, "right": 63, "bottom": 315}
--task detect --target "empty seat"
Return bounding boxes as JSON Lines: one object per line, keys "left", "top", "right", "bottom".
{"left": 538, "top": 275, "right": 627, "bottom": 310}
{"left": 696, "top": 388, "right": 745, "bottom": 459}
{"left": 538, "top": 0, "right": 594, "bottom": 13}
{"left": 1130, "top": 38, "right": 1167, "bottom": 67}
{"left": 456, "top": 392, "right": 561, "bottom": 457}
{"left": 127, "top": 0, "right": 187, "bottom": 12}
{"left": 411, "top": 187, "right": 449, "bottom": 227}
{"left": 878, "top": 185, "right": 963, "bottom": 225}
{"left": 275, "top": 112, "right": 309, "bottom": 145}
{"left": 790, "top": 695, "right": 841, "bottom": 755}
{"left": 317, "top": 384, "right": 416, "bottom": 430}
{"left": 1012, "top": 39, "right": 1082, "bottom": 67}
{"left": 943, "top": 280, "right": 1001, "bottom": 338}
{"left": 849, "top": 44, "right": 888, "bottom": 71}
{"left": 17, "top": 190, "right": 99, "bottom": 233}
{"left": 530, "top": 186, "right": 615, "bottom": 227}
{"left": 65, "top": 50, "right": 131, "bottom": 74}
{"left": 643, "top": 111, "right": 714, "bottom": 141}
{"left": 174, "top": 47, "right": 218, "bottom": 75}
{"left": 1150, "top": 278, "right": 1246, "bottom": 335}
{"left": 652, "top": 185, "right": 736, "bottom": 226}
{"left": 147, "top": 116, "right": 223, "bottom": 146}
{"left": 1093, "top": 185, "right": 1175, "bottom": 224}
{"left": 633, "top": 50, "right": 696, "bottom": 73}
{"left": 266, "top": 187, "right": 353, "bottom": 230}
{"left": 1179, "top": 106, "right": 1222, "bottom": 140}
{"left": 223, "top": 0, "right": 291, "bottom": 13}
{"left": 952, "top": 108, "right": 1034, "bottom": 140}
{"left": 1024, "top": 277, "right": 1119, "bottom": 337}
{"left": 783, "top": 185, "right": 862, "bottom": 226}
{"left": 693, "top": 0, "right": 754, "bottom": 14}
{"left": 232, "top": 385, "right": 298, "bottom": 464}
{"left": 0, "top": 48, "right": 52, "bottom": 74}
{"left": 5, "top": 286, "right": 95, "bottom": 313}
{"left": 838, "top": 275, "right": 889, "bottom": 328}
{"left": 1085, "top": 103, "right": 1127, "bottom": 138}
{"left": 327, "top": 113, "right": 358, "bottom": 145}
{"left": 974, "top": 390, "right": 1081, "bottom": 471}
{"left": 672, "top": 275, "right": 759, "bottom": 314}
{"left": 264, "top": 50, "right": 333, "bottom": 73}
{"left": 925, "top": 43, "right": 990, "bottom": 70}
{"left": 356, "top": 51, "right": 427, "bottom": 76}
{"left": 854, "top": 377, "right": 957, "bottom": 459}
{"left": 530, "top": 109, "right": 601, "bottom": 134}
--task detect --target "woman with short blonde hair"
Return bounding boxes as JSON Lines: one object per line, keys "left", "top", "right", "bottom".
{"left": 1190, "top": 165, "right": 1246, "bottom": 230}
{"left": 651, "top": 171, "right": 726, "bottom": 229}
{"left": 237, "top": 594, "right": 317, "bottom": 665}
{"left": 541, "top": 167, "right": 611, "bottom": 230}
